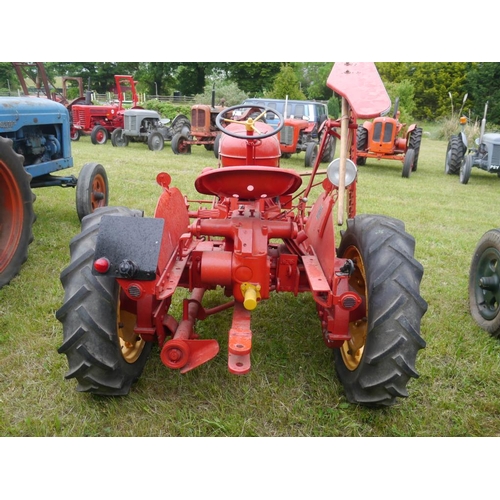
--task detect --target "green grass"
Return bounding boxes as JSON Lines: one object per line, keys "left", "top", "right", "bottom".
{"left": 1, "top": 128, "right": 500, "bottom": 437}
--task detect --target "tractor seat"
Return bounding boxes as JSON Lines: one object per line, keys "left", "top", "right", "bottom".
{"left": 194, "top": 166, "right": 303, "bottom": 200}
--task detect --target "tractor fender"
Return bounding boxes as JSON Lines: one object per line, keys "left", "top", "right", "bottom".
{"left": 407, "top": 123, "right": 417, "bottom": 135}
{"left": 459, "top": 130, "right": 468, "bottom": 150}
{"left": 92, "top": 214, "right": 164, "bottom": 281}
{"left": 362, "top": 120, "right": 372, "bottom": 133}
{"left": 154, "top": 182, "right": 190, "bottom": 270}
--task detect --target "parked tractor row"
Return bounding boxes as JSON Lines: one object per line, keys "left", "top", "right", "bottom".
{"left": 70, "top": 75, "right": 142, "bottom": 145}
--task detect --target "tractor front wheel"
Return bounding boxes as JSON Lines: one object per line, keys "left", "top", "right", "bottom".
{"left": 445, "top": 135, "right": 464, "bottom": 175}
{"left": 56, "top": 206, "right": 153, "bottom": 395}
{"left": 304, "top": 142, "right": 318, "bottom": 168}
{"left": 91, "top": 125, "right": 108, "bottom": 145}
{"left": 171, "top": 132, "right": 191, "bottom": 154}
{"left": 148, "top": 131, "right": 165, "bottom": 151}
{"left": 335, "top": 214, "right": 427, "bottom": 406}
{"left": 402, "top": 149, "right": 415, "bottom": 178}
{"left": 214, "top": 133, "right": 221, "bottom": 159}
{"left": 469, "top": 229, "right": 500, "bottom": 337}
{"left": 76, "top": 163, "right": 109, "bottom": 221}
{"left": 70, "top": 128, "right": 81, "bottom": 141}
{"left": 409, "top": 127, "right": 423, "bottom": 171}
{"left": 111, "top": 128, "right": 129, "bottom": 147}
{"left": 460, "top": 154, "right": 473, "bottom": 184}
{"left": 0, "top": 136, "right": 36, "bottom": 289}
{"left": 356, "top": 127, "right": 368, "bottom": 166}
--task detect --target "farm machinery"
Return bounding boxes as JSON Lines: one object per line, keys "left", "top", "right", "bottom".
{"left": 243, "top": 98, "right": 336, "bottom": 167}
{"left": 171, "top": 85, "right": 224, "bottom": 156}
{"left": 111, "top": 109, "right": 190, "bottom": 151}
{"left": 356, "top": 97, "right": 423, "bottom": 178}
{"left": 71, "top": 75, "right": 142, "bottom": 144}
{"left": 444, "top": 93, "right": 469, "bottom": 176}
{"left": 456, "top": 103, "right": 500, "bottom": 184}
{"left": 57, "top": 62, "right": 427, "bottom": 407}
{"left": 0, "top": 96, "right": 109, "bottom": 289}
{"left": 280, "top": 112, "right": 336, "bottom": 168}
{"left": 469, "top": 228, "right": 500, "bottom": 338}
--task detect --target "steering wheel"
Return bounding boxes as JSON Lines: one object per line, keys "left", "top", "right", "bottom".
{"left": 216, "top": 104, "right": 284, "bottom": 140}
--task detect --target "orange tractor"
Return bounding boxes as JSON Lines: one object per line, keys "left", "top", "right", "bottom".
{"left": 57, "top": 63, "right": 427, "bottom": 407}
{"left": 356, "top": 97, "right": 423, "bottom": 178}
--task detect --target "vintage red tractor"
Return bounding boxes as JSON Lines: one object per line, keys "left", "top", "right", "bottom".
{"left": 171, "top": 85, "right": 224, "bottom": 156}
{"left": 71, "top": 75, "right": 142, "bottom": 144}
{"left": 356, "top": 97, "right": 423, "bottom": 178}
{"left": 57, "top": 63, "right": 427, "bottom": 407}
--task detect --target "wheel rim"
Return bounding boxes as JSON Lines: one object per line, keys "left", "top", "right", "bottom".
{"left": 474, "top": 247, "right": 500, "bottom": 321}
{"left": 90, "top": 174, "right": 107, "bottom": 211}
{"left": 151, "top": 135, "right": 162, "bottom": 150}
{"left": 0, "top": 161, "right": 23, "bottom": 273}
{"left": 117, "top": 292, "right": 145, "bottom": 363}
{"left": 179, "top": 138, "right": 189, "bottom": 153}
{"left": 96, "top": 129, "right": 107, "bottom": 144}
{"left": 339, "top": 246, "right": 368, "bottom": 371}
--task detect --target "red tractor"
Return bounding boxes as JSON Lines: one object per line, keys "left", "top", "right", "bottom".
{"left": 57, "top": 63, "right": 427, "bottom": 407}
{"left": 71, "top": 75, "right": 142, "bottom": 144}
{"left": 356, "top": 97, "right": 423, "bottom": 178}
{"left": 171, "top": 85, "right": 224, "bottom": 156}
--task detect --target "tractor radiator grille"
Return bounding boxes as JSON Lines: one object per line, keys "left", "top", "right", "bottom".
{"left": 73, "top": 109, "right": 85, "bottom": 126}
{"left": 373, "top": 122, "right": 393, "bottom": 143}
{"left": 492, "top": 145, "right": 500, "bottom": 166}
{"left": 192, "top": 109, "right": 206, "bottom": 128}
{"left": 124, "top": 115, "right": 137, "bottom": 130}
{"left": 280, "top": 125, "right": 293, "bottom": 145}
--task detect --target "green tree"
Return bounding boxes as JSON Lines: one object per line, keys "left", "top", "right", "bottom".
{"left": 267, "top": 64, "right": 306, "bottom": 100}
{"left": 384, "top": 79, "right": 416, "bottom": 123}
{"left": 0, "top": 62, "right": 16, "bottom": 92}
{"left": 375, "top": 62, "right": 469, "bottom": 121}
{"left": 194, "top": 80, "right": 248, "bottom": 106}
{"left": 295, "top": 62, "right": 334, "bottom": 100}
{"left": 466, "top": 62, "right": 500, "bottom": 125}
{"left": 375, "top": 62, "right": 410, "bottom": 83}
{"left": 409, "top": 62, "right": 468, "bottom": 120}
{"left": 228, "top": 62, "right": 281, "bottom": 96}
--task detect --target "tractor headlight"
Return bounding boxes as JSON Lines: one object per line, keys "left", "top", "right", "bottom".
{"left": 326, "top": 158, "right": 357, "bottom": 188}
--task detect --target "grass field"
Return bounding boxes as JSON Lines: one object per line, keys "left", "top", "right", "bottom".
{"left": 1, "top": 126, "right": 500, "bottom": 439}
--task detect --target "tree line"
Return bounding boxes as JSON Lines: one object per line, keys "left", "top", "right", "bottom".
{"left": 1, "top": 62, "right": 499, "bottom": 125}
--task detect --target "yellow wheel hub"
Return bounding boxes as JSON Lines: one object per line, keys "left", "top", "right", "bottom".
{"left": 339, "top": 246, "right": 368, "bottom": 371}
{"left": 117, "top": 296, "right": 145, "bottom": 364}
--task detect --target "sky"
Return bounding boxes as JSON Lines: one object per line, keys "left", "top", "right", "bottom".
{"left": 4, "top": 4, "right": 496, "bottom": 63}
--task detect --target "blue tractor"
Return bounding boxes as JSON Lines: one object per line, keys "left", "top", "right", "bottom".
{"left": 0, "top": 96, "right": 109, "bottom": 288}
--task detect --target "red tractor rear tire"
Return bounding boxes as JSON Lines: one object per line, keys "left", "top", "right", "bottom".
{"left": 0, "top": 136, "right": 36, "bottom": 289}
{"left": 335, "top": 214, "right": 427, "bottom": 406}
{"left": 56, "top": 206, "right": 153, "bottom": 395}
